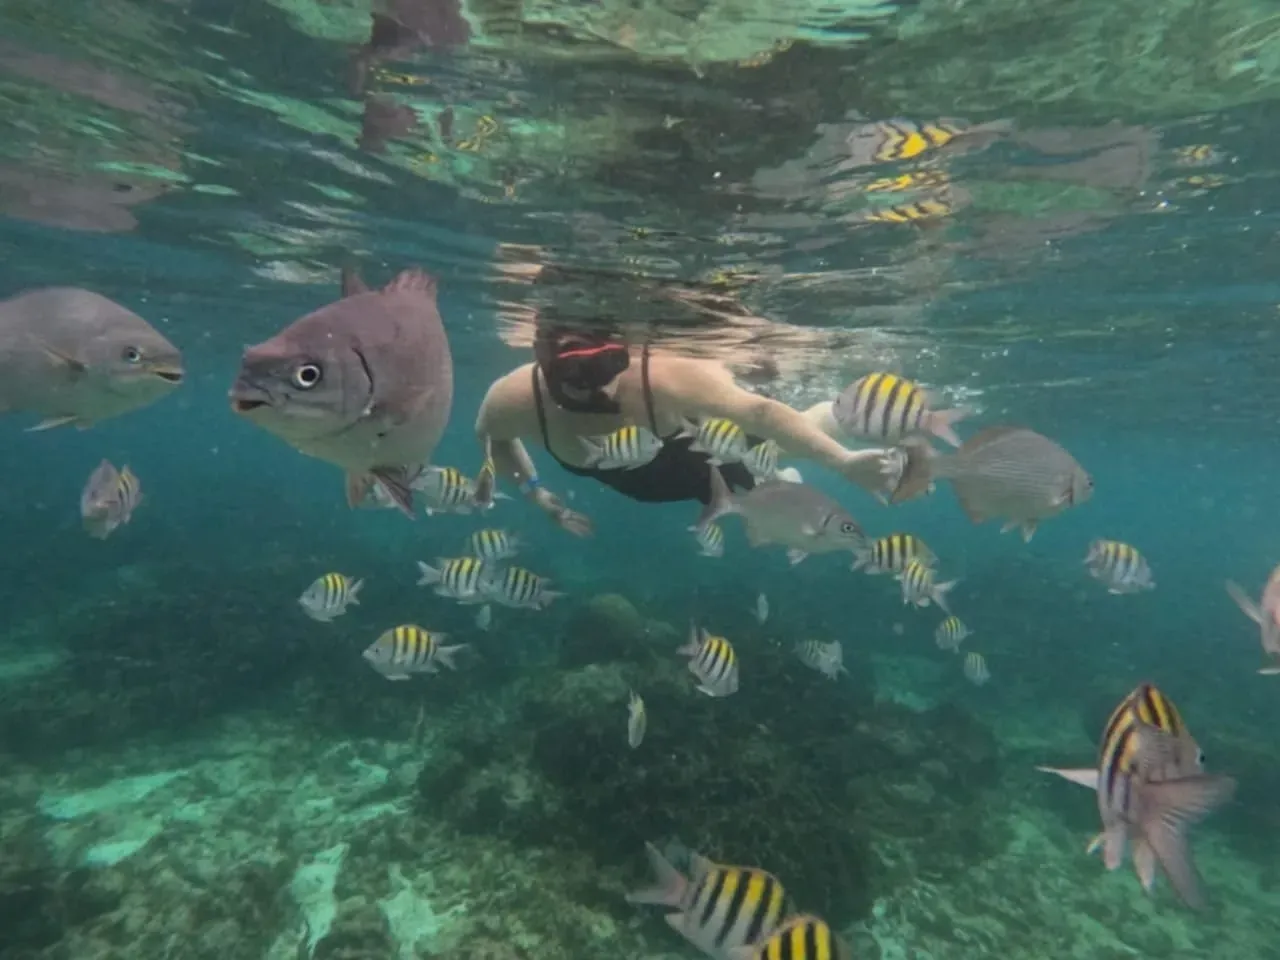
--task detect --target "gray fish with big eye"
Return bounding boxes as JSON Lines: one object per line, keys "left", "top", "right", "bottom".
{"left": 0, "top": 287, "right": 183, "bottom": 430}
{"left": 229, "top": 267, "right": 453, "bottom": 517}
{"left": 695, "top": 466, "right": 867, "bottom": 565}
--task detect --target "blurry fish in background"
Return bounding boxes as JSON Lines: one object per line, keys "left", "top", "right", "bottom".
{"left": 731, "top": 913, "right": 851, "bottom": 960}
{"left": 696, "top": 466, "right": 866, "bottom": 566}
{"left": 362, "top": 624, "right": 467, "bottom": 680}
{"left": 898, "top": 557, "right": 957, "bottom": 613}
{"left": 893, "top": 426, "right": 1093, "bottom": 541}
{"left": 415, "top": 465, "right": 503, "bottom": 515}
{"left": 1171, "top": 144, "right": 1225, "bottom": 168}
{"left": 479, "top": 565, "right": 563, "bottom": 610}
{"left": 677, "top": 416, "right": 751, "bottom": 466}
{"left": 298, "top": 572, "right": 363, "bottom": 622}
{"left": 417, "top": 556, "right": 488, "bottom": 603}
{"left": 752, "top": 592, "right": 769, "bottom": 624}
{"left": 841, "top": 117, "right": 1013, "bottom": 169}
{"left": 0, "top": 165, "right": 173, "bottom": 234}
{"left": 580, "top": 425, "right": 664, "bottom": 470}
{"left": 229, "top": 268, "right": 453, "bottom": 517}
{"left": 80, "top": 460, "right": 142, "bottom": 540}
{"left": 963, "top": 651, "right": 990, "bottom": 686}
{"left": 456, "top": 114, "right": 499, "bottom": 152}
{"left": 742, "top": 438, "right": 779, "bottom": 480}
{"left": 694, "top": 521, "right": 725, "bottom": 558}
{"left": 625, "top": 842, "right": 789, "bottom": 959}
{"left": 0, "top": 287, "right": 183, "bottom": 430}
{"left": 678, "top": 623, "right": 739, "bottom": 697}
{"left": 348, "top": 0, "right": 473, "bottom": 96}
{"left": 832, "top": 372, "right": 967, "bottom": 447}
{"left": 795, "top": 639, "right": 847, "bottom": 680}
{"left": 474, "top": 604, "right": 492, "bottom": 631}
{"left": 935, "top": 615, "right": 971, "bottom": 652}
{"left": 1085, "top": 539, "right": 1155, "bottom": 595}
{"left": 358, "top": 94, "right": 419, "bottom": 154}
{"left": 627, "top": 690, "right": 646, "bottom": 748}
{"left": 464, "top": 528, "right": 520, "bottom": 562}
{"left": 1225, "top": 568, "right": 1280, "bottom": 675}
{"left": 853, "top": 532, "right": 937, "bottom": 575}
{"left": 1037, "top": 683, "right": 1236, "bottom": 909}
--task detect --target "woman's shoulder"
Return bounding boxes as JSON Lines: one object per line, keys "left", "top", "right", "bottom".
{"left": 478, "top": 363, "right": 537, "bottom": 426}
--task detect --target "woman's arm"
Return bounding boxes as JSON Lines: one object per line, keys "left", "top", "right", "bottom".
{"left": 651, "top": 357, "right": 893, "bottom": 493}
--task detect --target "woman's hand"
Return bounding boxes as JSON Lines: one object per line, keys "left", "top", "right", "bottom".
{"left": 532, "top": 487, "right": 594, "bottom": 537}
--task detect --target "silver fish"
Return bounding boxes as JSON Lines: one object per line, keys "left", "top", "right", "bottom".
{"left": 80, "top": 459, "right": 142, "bottom": 539}
{"left": 413, "top": 465, "right": 506, "bottom": 515}
{"left": 1226, "top": 567, "right": 1280, "bottom": 675}
{"left": 894, "top": 426, "right": 1092, "bottom": 541}
{"left": 752, "top": 592, "right": 769, "bottom": 624}
{"left": 229, "top": 268, "right": 453, "bottom": 517}
{"left": 0, "top": 287, "right": 182, "bottom": 430}
{"left": 695, "top": 467, "right": 866, "bottom": 566}
{"left": 627, "top": 690, "right": 646, "bottom": 748}
{"left": 474, "top": 604, "right": 492, "bottom": 631}
{"left": 794, "top": 640, "right": 847, "bottom": 680}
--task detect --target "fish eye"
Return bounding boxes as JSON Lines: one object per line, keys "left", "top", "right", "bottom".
{"left": 122, "top": 346, "right": 142, "bottom": 364}
{"left": 292, "top": 363, "right": 323, "bottom": 389}
{"left": 841, "top": 521, "right": 857, "bottom": 534}
{"left": 1197, "top": 748, "right": 1206, "bottom": 765}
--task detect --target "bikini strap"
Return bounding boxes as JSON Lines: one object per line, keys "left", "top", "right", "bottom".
{"left": 640, "top": 342, "right": 659, "bottom": 434}
{"left": 531, "top": 364, "right": 556, "bottom": 457}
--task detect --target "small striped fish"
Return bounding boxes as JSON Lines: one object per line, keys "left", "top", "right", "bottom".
{"left": 853, "top": 532, "right": 936, "bottom": 575}
{"left": 627, "top": 690, "right": 646, "bottom": 748}
{"left": 898, "top": 557, "right": 958, "bottom": 613}
{"left": 678, "top": 623, "right": 739, "bottom": 697}
{"left": 361, "top": 624, "right": 467, "bottom": 681}
{"left": 479, "top": 565, "right": 563, "bottom": 610}
{"left": 678, "top": 416, "right": 751, "bottom": 465}
{"left": 868, "top": 119, "right": 966, "bottom": 163}
{"left": 735, "top": 913, "right": 852, "bottom": 960}
{"left": 865, "top": 169, "right": 952, "bottom": 193}
{"left": 464, "top": 528, "right": 520, "bottom": 562}
{"left": 934, "top": 615, "right": 970, "bottom": 652}
{"left": 298, "top": 572, "right": 363, "bottom": 622}
{"left": 742, "top": 439, "right": 780, "bottom": 480}
{"left": 863, "top": 196, "right": 954, "bottom": 225}
{"left": 626, "top": 842, "right": 789, "bottom": 959}
{"left": 795, "top": 640, "right": 847, "bottom": 680}
{"left": 580, "top": 425, "right": 664, "bottom": 470}
{"left": 80, "top": 459, "right": 142, "bottom": 540}
{"left": 963, "top": 651, "right": 990, "bottom": 686}
{"left": 832, "top": 372, "right": 966, "bottom": 447}
{"left": 695, "top": 521, "right": 725, "bottom": 558}
{"left": 1085, "top": 539, "right": 1155, "bottom": 595}
{"left": 416, "top": 556, "right": 488, "bottom": 603}
{"left": 413, "top": 466, "right": 482, "bottom": 515}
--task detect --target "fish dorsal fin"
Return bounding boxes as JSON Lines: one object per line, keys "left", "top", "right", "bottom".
{"left": 35, "top": 339, "right": 87, "bottom": 376}
{"left": 341, "top": 266, "right": 370, "bottom": 297}
{"left": 383, "top": 269, "right": 439, "bottom": 301}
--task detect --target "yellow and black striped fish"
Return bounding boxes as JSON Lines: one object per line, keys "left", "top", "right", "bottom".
{"left": 864, "top": 169, "right": 952, "bottom": 194}
{"left": 678, "top": 623, "right": 739, "bottom": 697}
{"left": 1085, "top": 539, "right": 1155, "bottom": 595}
{"left": 414, "top": 465, "right": 479, "bottom": 514}
{"left": 298, "top": 572, "right": 364, "bottom": 622}
{"left": 831, "top": 372, "right": 966, "bottom": 446}
{"left": 695, "top": 521, "right": 725, "bottom": 558}
{"left": 416, "top": 556, "right": 487, "bottom": 602}
{"left": 626, "top": 842, "right": 790, "bottom": 957}
{"left": 935, "top": 615, "right": 971, "bottom": 652}
{"left": 478, "top": 565, "right": 563, "bottom": 610}
{"left": 853, "top": 532, "right": 936, "bottom": 575}
{"left": 464, "top": 528, "right": 520, "bottom": 562}
{"left": 362, "top": 624, "right": 467, "bottom": 680}
{"left": 869, "top": 119, "right": 965, "bottom": 163}
{"left": 80, "top": 459, "right": 143, "bottom": 540}
{"left": 678, "top": 416, "right": 750, "bottom": 465}
{"left": 898, "top": 557, "right": 957, "bottom": 613}
{"left": 581, "top": 424, "right": 664, "bottom": 470}
{"left": 736, "top": 913, "right": 851, "bottom": 960}
{"left": 963, "top": 651, "right": 990, "bottom": 685}
{"left": 863, "top": 196, "right": 953, "bottom": 225}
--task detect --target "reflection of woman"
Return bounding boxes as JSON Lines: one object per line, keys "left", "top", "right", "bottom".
{"left": 474, "top": 323, "right": 897, "bottom": 536}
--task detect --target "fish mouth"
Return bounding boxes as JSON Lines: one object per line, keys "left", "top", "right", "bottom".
{"left": 151, "top": 368, "right": 184, "bottom": 384}
{"left": 231, "top": 398, "right": 268, "bottom": 414}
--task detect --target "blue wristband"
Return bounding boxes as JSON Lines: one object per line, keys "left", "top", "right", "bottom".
{"left": 519, "top": 476, "right": 541, "bottom": 495}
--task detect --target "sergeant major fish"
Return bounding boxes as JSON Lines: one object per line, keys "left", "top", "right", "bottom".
{"left": 625, "top": 842, "right": 789, "bottom": 960}
{"left": 80, "top": 459, "right": 142, "bottom": 539}
{"left": 677, "top": 416, "right": 751, "bottom": 465}
{"left": 742, "top": 439, "right": 780, "bottom": 480}
{"left": 1225, "top": 566, "right": 1280, "bottom": 675}
{"left": 963, "top": 651, "right": 990, "bottom": 685}
{"left": 299, "top": 572, "right": 363, "bottom": 622}
{"left": 416, "top": 556, "right": 487, "bottom": 603}
{"left": 832, "top": 372, "right": 967, "bottom": 447}
{"left": 694, "top": 521, "right": 725, "bottom": 558}
{"left": 728, "top": 913, "right": 851, "bottom": 960}
{"left": 678, "top": 622, "right": 739, "bottom": 697}
{"left": 935, "top": 615, "right": 971, "bottom": 652}
{"left": 414, "top": 464, "right": 506, "bottom": 515}
{"left": 479, "top": 565, "right": 563, "bottom": 610}
{"left": 695, "top": 466, "right": 866, "bottom": 566}
{"left": 580, "top": 424, "right": 664, "bottom": 470}
{"left": 1085, "top": 539, "right": 1155, "bottom": 595}
{"left": 229, "top": 267, "right": 453, "bottom": 518}
{"left": 464, "top": 528, "right": 520, "bottom": 562}
{"left": 898, "top": 557, "right": 958, "bottom": 613}
{"left": 0, "top": 287, "right": 183, "bottom": 430}
{"left": 362, "top": 624, "right": 467, "bottom": 681}
{"left": 853, "top": 532, "right": 936, "bottom": 575}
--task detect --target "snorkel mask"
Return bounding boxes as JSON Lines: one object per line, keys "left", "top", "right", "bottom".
{"left": 535, "top": 324, "right": 631, "bottom": 413}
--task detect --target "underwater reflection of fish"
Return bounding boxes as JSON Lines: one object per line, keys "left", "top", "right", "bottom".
{"left": 357, "top": 94, "right": 418, "bottom": 153}
{"left": 362, "top": 624, "right": 467, "bottom": 681}
{"left": 298, "top": 572, "right": 363, "bottom": 622}
{"left": 695, "top": 466, "right": 866, "bottom": 566}
{"left": 843, "top": 117, "right": 1011, "bottom": 168}
{"left": 229, "top": 268, "right": 453, "bottom": 517}
{"left": 1225, "top": 568, "right": 1280, "bottom": 675}
{"left": 1084, "top": 539, "right": 1155, "bottom": 595}
{"left": 625, "top": 842, "right": 789, "bottom": 960}
{"left": 349, "top": 0, "right": 472, "bottom": 95}
{"left": 1037, "top": 683, "right": 1236, "bottom": 909}
{"left": 0, "top": 287, "right": 183, "bottom": 430}
{"left": 80, "top": 459, "right": 142, "bottom": 539}
{"left": 894, "top": 426, "right": 1092, "bottom": 541}
{"left": 679, "top": 622, "right": 739, "bottom": 697}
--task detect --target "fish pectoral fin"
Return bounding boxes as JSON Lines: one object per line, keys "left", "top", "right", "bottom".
{"left": 369, "top": 468, "right": 416, "bottom": 518}
{"left": 1141, "top": 774, "right": 1238, "bottom": 909}
{"left": 1035, "top": 766, "right": 1100, "bottom": 791}
{"left": 1021, "top": 521, "right": 1037, "bottom": 542}
{"left": 385, "top": 673, "right": 411, "bottom": 681}
{"left": 786, "top": 549, "right": 808, "bottom": 565}
{"left": 26, "top": 415, "right": 83, "bottom": 432}
{"left": 35, "top": 340, "right": 87, "bottom": 376}
{"left": 1225, "top": 580, "right": 1264, "bottom": 626}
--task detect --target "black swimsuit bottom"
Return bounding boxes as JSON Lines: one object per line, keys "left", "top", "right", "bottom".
{"left": 532, "top": 345, "right": 757, "bottom": 505}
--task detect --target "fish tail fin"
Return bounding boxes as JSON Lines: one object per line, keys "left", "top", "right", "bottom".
{"left": 625, "top": 842, "right": 688, "bottom": 907}
{"left": 1140, "top": 774, "right": 1237, "bottom": 909}
{"left": 674, "top": 417, "right": 698, "bottom": 441}
{"left": 927, "top": 406, "right": 969, "bottom": 448}
{"left": 348, "top": 579, "right": 364, "bottom": 604}
{"left": 416, "top": 561, "right": 441, "bottom": 586}
{"left": 851, "top": 544, "right": 870, "bottom": 572}
{"left": 434, "top": 643, "right": 469, "bottom": 671}
{"left": 1225, "top": 580, "right": 1264, "bottom": 626}
{"left": 537, "top": 590, "right": 565, "bottom": 609}
{"left": 932, "top": 578, "right": 959, "bottom": 614}
{"left": 1258, "top": 665, "right": 1280, "bottom": 675}
{"left": 341, "top": 266, "right": 370, "bottom": 297}
{"left": 694, "top": 466, "right": 735, "bottom": 535}
{"left": 889, "top": 437, "right": 936, "bottom": 504}
{"left": 370, "top": 467, "right": 415, "bottom": 517}
{"left": 578, "top": 436, "right": 605, "bottom": 467}
{"left": 677, "top": 621, "right": 702, "bottom": 657}
{"left": 384, "top": 269, "right": 439, "bottom": 302}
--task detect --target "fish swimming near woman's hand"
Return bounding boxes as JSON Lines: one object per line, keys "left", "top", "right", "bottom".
{"left": 229, "top": 267, "right": 453, "bottom": 517}
{"left": 0, "top": 287, "right": 183, "bottom": 430}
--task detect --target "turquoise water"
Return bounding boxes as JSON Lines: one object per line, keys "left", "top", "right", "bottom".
{"left": 5, "top": 1, "right": 1280, "bottom": 958}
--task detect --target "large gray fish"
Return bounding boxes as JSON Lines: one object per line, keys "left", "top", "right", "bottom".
{"left": 229, "top": 268, "right": 453, "bottom": 516}
{"left": 695, "top": 466, "right": 866, "bottom": 565}
{"left": 0, "top": 287, "right": 183, "bottom": 429}
{"left": 893, "top": 425, "right": 1092, "bottom": 541}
